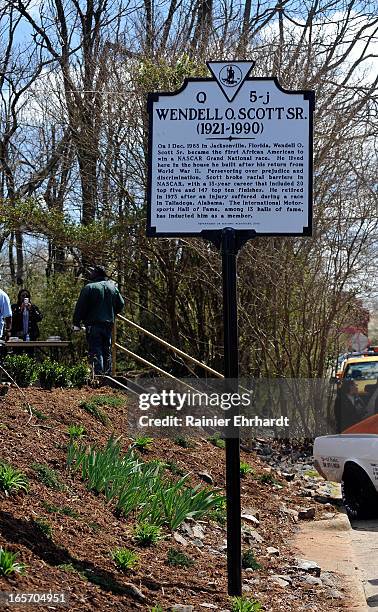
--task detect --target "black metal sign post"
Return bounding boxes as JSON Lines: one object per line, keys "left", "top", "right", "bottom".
{"left": 222, "top": 227, "right": 242, "bottom": 595}
{"left": 146, "top": 60, "right": 314, "bottom": 598}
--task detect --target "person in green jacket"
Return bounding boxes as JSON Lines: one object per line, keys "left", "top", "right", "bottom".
{"left": 73, "top": 266, "right": 124, "bottom": 375}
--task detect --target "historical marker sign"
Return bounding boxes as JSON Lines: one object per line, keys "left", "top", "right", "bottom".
{"left": 147, "top": 61, "right": 314, "bottom": 237}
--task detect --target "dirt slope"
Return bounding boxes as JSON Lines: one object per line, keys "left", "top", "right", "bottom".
{"left": 0, "top": 387, "right": 338, "bottom": 611}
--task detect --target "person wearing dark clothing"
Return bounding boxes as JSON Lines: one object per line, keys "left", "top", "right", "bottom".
{"left": 334, "top": 380, "right": 366, "bottom": 433}
{"left": 73, "top": 266, "right": 124, "bottom": 375}
{"left": 11, "top": 289, "right": 43, "bottom": 341}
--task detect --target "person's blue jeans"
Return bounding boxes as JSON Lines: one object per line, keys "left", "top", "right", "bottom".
{"left": 86, "top": 322, "right": 112, "bottom": 375}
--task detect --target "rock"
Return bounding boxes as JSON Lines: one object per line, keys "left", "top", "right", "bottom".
{"left": 270, "top": 575, "right": 290, "bottom": 588}
{"left": 244, "top": 568, "right": 256, "bottom": 574}
{"left": 174, "top": 532, "right": 188, "bottom": 546}
{"left": 296, "top": 558, "right": 321, "bottom": 577}
{"left": 282, "top": 472, "right": 295, "bottom": 481}
{"left": 266, "top": 546, "right": 280, "bottom": 556}
{"left": 242, "top": 584, "right": 252, "bottom": 592}
{"left": 320, "top": 572, "right": 338, "bottom": 588}
{"left": 327, "top": 589, "right": 344, "bottom": 599}
{"left": 200, "top": 605, "right": 217, "bottom": 609}
{"left": 241, "top": 513, "right": 260, "bottom": 526}
{"left": 243, "top": 507, "right": 260, "bottom": 520}
{"left": 124, "top": 583, "right": 146, "bottom": 601}
{"left": 192, "top": 538, "right": 204, "bottom": 548}
{"left": 322, "top": 512, "right": 336, "bottom": 520}
{"left": 172, "top": 606, "right": 194, "bottom": 612}
{"left": 180, "top": 522, "right": 194, "bottom": 537}
{"left": 298, "top": 507, "right": 316, "bottom": 520}
{"left": 192, "top": 524, "right": 205, "bottom": 539}
{"left": 275, "top": 575, "right": 292, "bottom": 585}
{"left": 243, "top": 528, "right": 264, "bottom": 544}
{"left": 198, "top": 472, "right": 214, "bottom": 485}
{"left": 280, "top": 506, "right": 299, "bottom": 523}
{"left": 301, "top": 575, "right": 322, "bottom": 586}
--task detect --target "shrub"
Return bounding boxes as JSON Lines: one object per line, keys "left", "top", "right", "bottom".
{"left": 30, "top": 406, "right": 48, "bottom": 421}
{"left": 207, "top": 432, "right": 226, "bottom": 449}
{"left": 3, "top": 354, "right": 37, "bottom": 387}
{"left": 0, "top": 462, "right": 28, "bottom": 495}
{"left": 133, "top": 522, "right": 162, "bottom": 546}
{"left": 242, "top": 549, "right": 261, "bottom": 570}
{"left": 32, "top": 463, "right": 65, "bottom": 491}
{"left": 0, "top": 547, "right": 25, "bottom": 576}
{"left": 167, "top": 547, "right": 194, "bottom": 567}
{"left": 68, "top": 362, "right": 90, "bottom": 388}
{"left": 165, "top": 461, "right": 186, "bottom": 476}
{"left": 231, "top": 596, "right": 262, "bottom": 612}
{"left": 111, "top": 547, "right": 139, "bottom": 571}
{"left": 34, "top": 519, "right": 53, "bottom": 538}
{"left": 67, "top": 424, "right": 86, "bottom": 439}
{"left": 208, "top": 498, "right": 227, "bottom": 525}
{"left": 79, "top": 400, "right": 108, "bottom": 425}
{"left": 131, "top": 436, "right": 153, "bottom": 452}
{"left": 173, "top": 436, "right": 194, "bottom": 448}
{"left": 240, "top": 462, "right": 253, "bottom": 477}
{"left": 150, "top": 607, "right": 164, "bottom": 612}
{"left": 259, "top": 473, "right": 279, "bottom": 485}
{"left": 38, "top": 360, "right": 70, "bottom": 390}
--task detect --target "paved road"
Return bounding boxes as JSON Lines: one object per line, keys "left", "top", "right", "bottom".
{"left": 351, "top": 520, "right": 378, "bottom": 608}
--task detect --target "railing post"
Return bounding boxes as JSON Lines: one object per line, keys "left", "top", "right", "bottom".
{"left": 111, "top": 319, "right": 117, "bottom": 377}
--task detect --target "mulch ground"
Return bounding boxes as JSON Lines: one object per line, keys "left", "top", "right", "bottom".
{"left": 0, "top": 386, "right": 341, "bottom": 611}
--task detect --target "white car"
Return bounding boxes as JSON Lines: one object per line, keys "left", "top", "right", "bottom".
{"left": 313, "top": 433, "right": 378, "bottom": 519}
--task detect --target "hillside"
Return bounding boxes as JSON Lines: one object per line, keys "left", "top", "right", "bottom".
{"left": 0, "top": 386, "right": 341, "bottom": 611}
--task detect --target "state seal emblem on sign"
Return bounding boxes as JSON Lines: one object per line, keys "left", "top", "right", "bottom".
{"left": 219, "top": 64, "right": 242, "bottom": 87}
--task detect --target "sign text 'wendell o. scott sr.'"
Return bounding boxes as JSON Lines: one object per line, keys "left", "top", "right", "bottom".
{"left": 147, "top": 61, "right": 314, "bottom": 237}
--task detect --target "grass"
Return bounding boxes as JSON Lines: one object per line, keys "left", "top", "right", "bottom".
{"left": 67, "top": 436, "right": 224, "bottom": 530}
{"left": 240, "top": 461, "right": 253, "bottom": 477}
{"left": 231, "top": 597, "right": 262, "bottom": 612}
{"left": 258, "top": 473, "right": 280, "bottom": 486}
{"left": 79, "top": 400, "right": 108, "bottom": 425}
{"left": 41, "top": 501, "right": 79, "bottom": 519}
{"left": 207, "top": 432, "right": 226, "bottom": 449}
{"left": 111, "top": 547, "right": 139, "bottom": 571}
{"left": 173, "top": 435, "right": 195, "bottom": 448}
{"left": 0, "top": 547, "right": 25, "bottom": 576}
{"left": 34, "top": 518, "right": 53, "bottom": 538}
{"left": 165, "top": 460, "right": 186, "bottom": 476}
{"left": 133, "top": 522, "right": 162, "bottom": 546}
{"left": 32, "top": 462, "right": 66, "bottom": 491}
{"left": 167, "top": 547, "right": 194, "bottom": 567}
{"left": 0, "top": 461, "right": 28, "bottom": 495}
{"left": 131, "top": 436, "right": 153, "bottom": 452}
{"left": 30, "top": 406, "right": 48, "bottom": 421}
{"left": 92, "top": 395, "right": 125, "bottom": 408}
{"left": 67, "top": 424, "right": 86, "bottom": 439}
{"left": 150, "top": 606, "right": 164, "bottom": 612}
{"left": 242, "top": 549, "right": 261, "bottom": 570}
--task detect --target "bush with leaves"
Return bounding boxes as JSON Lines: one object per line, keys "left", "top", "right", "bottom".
{"left": 0, "top": 547, "right": 25, "bottom": 576}
{"left": 38, "top": 359, "right": 70, "bottom": 389}
{"left": 111, "top": 547, "right": 139, "bottom": 571}
{"left": 167, "top": 547, "right": 194, "bottom": 567}
{"left": 231, "top": 596, "right": 262, "bottom": 612}
{"left": 134, "top": 522, "right": 162, "bottom": 546}
{"left": 0, "top": 462, "right": 28, "bottom": 495}
{"left": 3, "top": 354, "right": 37, "bottom": 387}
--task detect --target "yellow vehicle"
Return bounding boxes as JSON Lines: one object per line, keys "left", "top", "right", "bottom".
{"left": 336, "top": 348, "right": 378, "bottom": 399}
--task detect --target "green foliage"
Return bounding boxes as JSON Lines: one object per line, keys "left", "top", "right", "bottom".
{"left": 67, "top": 436, "right": 223, "bottom": 530}
{"left": 30, "top": 406, "right": 48, "bottom": 420}
{"left": 242, "top": 549, "right": 261, "bottom": 570}
{"left": 231, "top": 597, "right": 262, "bottom": 612}
{"left": 259, "top": 473, "right": 279, "bottom": 485}
{"left": 0, "top": 461, "right": 28, "bottom": 495}
{"left": 131, "top": 436, "right": 153, "bottom": 452}
{"left": 111, "top": 547, "right": 139, "bottom": 571}
{"left": 207, "top": 432, "right": 226, "bottom": 449}
{"left": 41, "top": 501, "right": 79, "bottom": 518}
{"left": 167, "top": 547, "right": 194, "bottom": 567}
{"left": 79, "top": 400, "right": 108, "bottom": 425}
{"left": 136, "top": 54, "right": 206, "bottom": 95}
{"left": 165, "top": 460, "right": 186, "bottom": 476}
{"left": 173, "top": 436, "right": 194, "bottom": 449}
{"left": 208, "top": 498, "right": 227, "bottom": 525}
{"left": 0, "top": 547, "right": 25, "bottom": 576}
{"left": 240, "top": 461, "right": 253, "bottom": 477}
{"left": 38, "top": 359, "right": 70, "bottom": 390}
{"left": 67, "top": 424, "right": 86, "bottom": 439}
{"left": 3, "top": 354, "right": 37, "bottom": 387}
{"left": 34, "top": 518, "right": 53, "bottom": 538}
{"left": 68, "top": 362, "right": 91, "bottom": 388}
{"left": 150, "top": 606, "right": 164, "bottom": 612}
{"left": 133, "top": 522, "right": 162, "bottom": 546}
{"left": 91, "top": 395, "right": 124, "bottom": 408}
{"left": 32, "top": 462, "right": 65, "bottom": 491}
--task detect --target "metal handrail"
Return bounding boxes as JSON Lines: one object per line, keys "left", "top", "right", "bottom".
{"left": 116, "top": 313, "right": 223, "bottom": 378}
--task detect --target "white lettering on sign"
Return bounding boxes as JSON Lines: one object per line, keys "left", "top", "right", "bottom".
{"left": 148, "top": 74, "right": 314, "bottom": 236}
